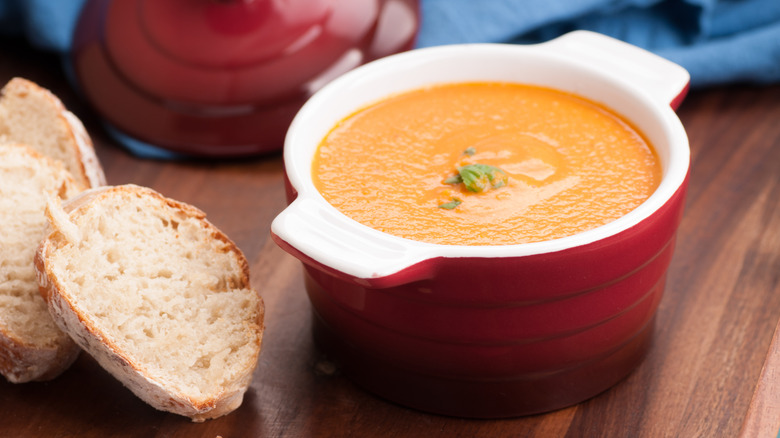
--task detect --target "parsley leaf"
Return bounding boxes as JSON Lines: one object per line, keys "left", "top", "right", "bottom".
{"left": 438, "top": 198, "right": 462, "bottom": 209}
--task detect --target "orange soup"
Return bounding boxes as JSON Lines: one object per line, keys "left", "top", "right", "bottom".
{"left": 312, "top": 82, "right": 661, "bottom": 246}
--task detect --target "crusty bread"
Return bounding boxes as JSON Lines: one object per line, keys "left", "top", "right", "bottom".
{"left": 35, "top": 184, "right": 265, "bottom": 422}
{"left": 0, "top": 144, "right": 82, "bottom": 383}
{"left": 0, "top": 77, "right": 106, "bottom": 190}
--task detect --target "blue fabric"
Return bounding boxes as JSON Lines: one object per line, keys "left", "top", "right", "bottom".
{"left": 0, "top": 0, "right": 776, "bottom": 88}
{"left": 417, "top": 0, "right": 780, "bottom": 87}
{"left": 0, "top": 0, "right": 84, "bottom": 53}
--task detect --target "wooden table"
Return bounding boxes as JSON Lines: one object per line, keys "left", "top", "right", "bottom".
{"left": 1, "top": 36, "right": 778, "bottom": 437}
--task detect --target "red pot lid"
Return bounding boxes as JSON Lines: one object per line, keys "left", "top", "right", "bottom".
{"left": 71, "top": 0, "right": 420, "bottom": 157}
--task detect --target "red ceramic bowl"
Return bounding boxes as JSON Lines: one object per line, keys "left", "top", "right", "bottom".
{"left": 271, "top": 31, "right": 690, "bottom": 417}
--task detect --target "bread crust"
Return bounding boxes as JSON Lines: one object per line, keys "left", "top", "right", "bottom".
{"left": 0, "top": 77, "right": 106, "bottom": 189}
{"left": 35, "top": 184, "right": 264, "bottom": 421}
{"left": 0, "top": 326, "right": 80, "bottom": 383}
{"left": 61, "top": 110, "right": 106, "bottom": 188}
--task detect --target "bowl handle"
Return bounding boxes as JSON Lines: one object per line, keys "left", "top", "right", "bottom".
{"left": 544, "top": 30, "right": 691, "bottom": 110}
{"left": 271, "top": 197, "right": 437, "bottom": 285}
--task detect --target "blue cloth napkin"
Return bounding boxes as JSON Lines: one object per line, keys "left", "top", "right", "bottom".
{"left": 417, "top": 0, "right": 780, "bottom": 88}
{"left": 0, "top": 0, "right": 778, "bottom": 88}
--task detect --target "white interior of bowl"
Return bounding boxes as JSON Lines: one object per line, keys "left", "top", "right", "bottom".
{"left": 272, "top": 31, "right": 690, "bottom": 279}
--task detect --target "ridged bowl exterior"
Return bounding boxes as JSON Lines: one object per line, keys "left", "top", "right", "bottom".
{"left": 292, "top": 181, "right": 686, "bottom": 417}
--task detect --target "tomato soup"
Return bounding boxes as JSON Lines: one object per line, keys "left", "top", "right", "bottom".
{"left": 311, "top": 82, "right": 661, "bottom": 246}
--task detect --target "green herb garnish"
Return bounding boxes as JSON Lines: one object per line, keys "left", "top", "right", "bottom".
{"left": 443, "top": 174, "right": 462, "bottom": 184}
{"left": 444, "top": 163, "right": 508, "bottom": 193}
{"left": 438, "top": 198, "right": 462, "bottom": 209}
{"left": 463, "top": 147, "right": 476, "bottom": 156}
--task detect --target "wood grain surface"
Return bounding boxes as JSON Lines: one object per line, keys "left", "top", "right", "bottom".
{"left": 741, "top": 319, "right": 780, "bottom": 438}
{"left": 1, "top": 36, "right": 778, "bottom": 438}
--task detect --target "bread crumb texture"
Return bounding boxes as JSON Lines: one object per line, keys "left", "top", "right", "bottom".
{"left": 0, "top": 79, "right": 82, "bottom": 184}
{"left": 0, "top": 144, "right": 79, "bottom": 347}
{"left": 47, "top": 186, "right": 263, "bottom": 401}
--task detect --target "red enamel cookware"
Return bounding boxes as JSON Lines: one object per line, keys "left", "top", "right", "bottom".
{"left": 70, "top": 0, "right": 420, "bottom": 157}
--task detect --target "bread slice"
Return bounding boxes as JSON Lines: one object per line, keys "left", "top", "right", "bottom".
{"left": 35, "top": 184, "right": 265, "bottom": 422}
{"left": 0, "top": 77, "right": 106, "bottom": 190}
{"left": 0, "top": 144, "right": 82, "bottom": 383}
